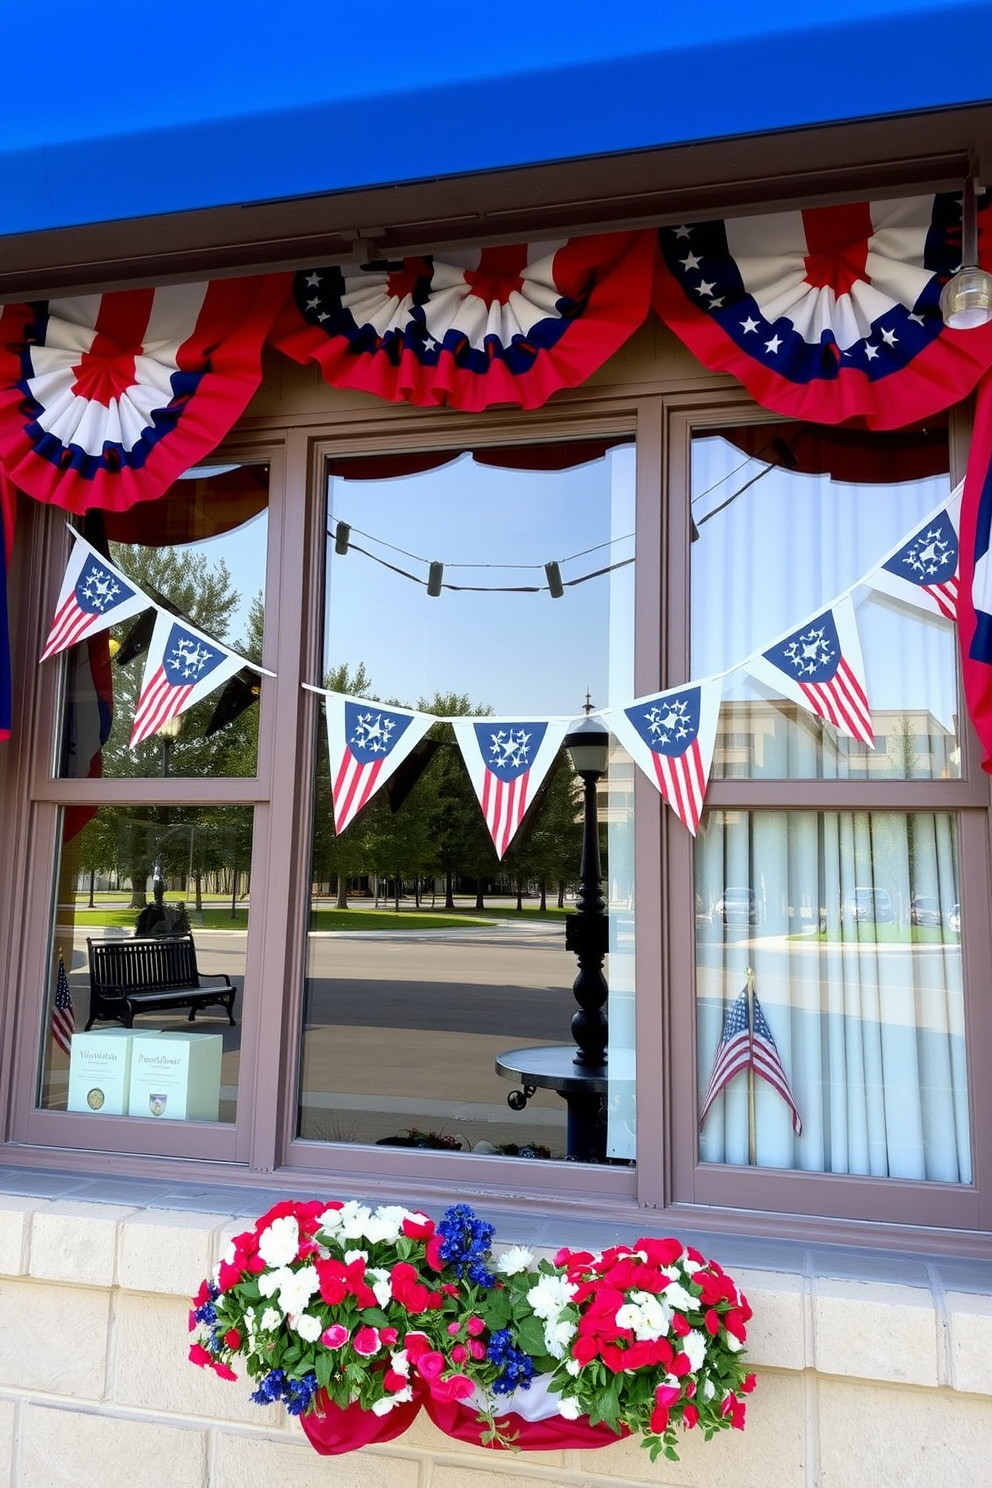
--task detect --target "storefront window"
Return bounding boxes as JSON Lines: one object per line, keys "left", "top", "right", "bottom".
{"left": 298, "top": 440, "right": 636, "bottom": 1164}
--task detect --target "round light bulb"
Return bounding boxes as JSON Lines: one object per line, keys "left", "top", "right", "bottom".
{"left": 939, "top": 265, "right": 992, "bottom": 329}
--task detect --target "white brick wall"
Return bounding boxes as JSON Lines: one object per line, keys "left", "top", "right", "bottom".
{"left": 0, "top": 1197, "right": 988, "bottom": 1488}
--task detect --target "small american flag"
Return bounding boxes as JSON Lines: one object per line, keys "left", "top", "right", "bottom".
{"left": 698, "top": 987, "right": 752, "bottom": 1127}
{"left": 752, "top": 994, "right": 803, "bottom": 1135}
{"left": 51, "top": 953, "right": 75, "bottom": 1056}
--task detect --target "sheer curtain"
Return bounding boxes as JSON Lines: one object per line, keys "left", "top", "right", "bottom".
{"left": 691, "top": 427, "right": 970, "bottom": 1183}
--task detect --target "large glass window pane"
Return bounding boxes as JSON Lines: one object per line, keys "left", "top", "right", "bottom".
{"left": 298, "top": 440, "right": 635, "bottom": 1165}
{"left": 39, "top": 804, "right": 253, "bottom": 1125}
{"left": 691, "top": 422, "right": 959, "bottom": 780}
{"left": 57, "top": 463, "right": 268, "bottom": 781}
{"left": 695, "top": 809, "right": 969, "bottom": 1183}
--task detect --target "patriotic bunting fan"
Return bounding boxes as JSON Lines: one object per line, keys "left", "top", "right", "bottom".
{"left": 131, "top": 613, "right": 246, "bottom": 747}
{"left": 0, "top": 275, "right": 289, "bottom": 514}
{"left": 653, "top": 194, "right": 992, "bottom": 429}
{"left": 323, "top": 693, "right": 434, "bottom": 835}
{"left": 866, "top": 486, "right": 961, "bottom": 621}
{"left": 450, "top": 717, "right": 570, "bottom": 859}
{"left": 605, "top": 681, "right": 721, "bottom": 836}
{"left": 270, "top": 232, "right": 656, "bottom": 412}
{"left": 0, "top": 467, "right": 13, "bottom": 741}
{"left": 40, "top": 532, "right": 150, "bottom": 662}
{"left": 746, "top": 597, "right": 874, "bottom": 746}
{"left": 957, "top": 372, "right": 992, "bottom": 771}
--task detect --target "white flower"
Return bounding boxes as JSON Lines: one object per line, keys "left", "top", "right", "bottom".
{"left": 257, "top": 1216, "right": 300, "bottom": 1269}
{"left": 276, "top": 1265, "right": 320, "bottom": 1318}
{"left": 558, "top": 1396, "right": 582, "bottom": 1420}
{"left": 293, "top": 1312, "right": 323, "bottom": 1343}
{"left": 390, "top": 1349, "right": 410, "bottom": 1378}
{"left": 371, "top": 1397, "right": 396, "bottom": 1417}
{"left": 664, "top": 1281, "right": 696, "bottom": 1313}
{"left": 682, "top": 1328, "right": 708, "bottom": 1374}
{"left": 526, "top": 1273, "right": 577, "bottom": 1320}
{"left": 260, "top": 1308, "right": 282, "bottom": 1332}
{"left": 497, "top": 1245, "right": 535, "bottom": 1276}
{"left": 257, "top": 1266, "right": 290, "bottom": 1304}
{"left": 318, "top": 1206, "right": 344, "bottom": 1232}
{"left": 543, "top": 1318, "right": 577, "bottom": 1359}
{"left": 725, "top": 1331, "right": 744, "bottom": 1352}
{"left": 702, "top": 1377, "right": 716, "bottom": 1401}
{"left": 615, "top": 1302, "right": 643, "bottom": 1331}
{"left": 368, "top": 1267, "right": 393, "bottom": 1308}
{"left": 221, "top": 1240, "right": 237, "bottom": 1266}
{"left": 362, "top": 1206, "right": 408, "bottom": 1244}
{"left": 343, "top": 1248, "right": 369, "bottom": 1265}
{"left": 338, "top": 1202, "right": 374, "bottom": 1239}
{"left": 565, "top": 1359, "right": 581, "bottom": 1376}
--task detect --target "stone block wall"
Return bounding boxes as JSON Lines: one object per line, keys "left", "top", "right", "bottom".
{"left": 0, "top": 1196, "right": 989, "bottom": 1487}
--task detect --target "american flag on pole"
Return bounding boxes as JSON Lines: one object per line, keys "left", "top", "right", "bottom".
{"left": 322, "top": 692, "right": 434, "bottom": 835}
{"left": 41, "top": 532, "right": 149, "bottom": 662}
{"left": 450, "top": 717, "right": 570, "bottom": 859}
{"left": 130, "top": 612, "right": 245, "bottom": 747}
{"left": 51, "top": 953, "right": 74, "bottom": 1056}
{"left": 699, "top": 984, "right": 802, "bottom": 1134}
{"left": 866, "top": 485, "right": 962, "bottom": 621}
{"left": 746, "top": 597, "right": 874, "bottom": 746}
{"left": 698, "top": 987, "right": 752, "bottom": 1128}
{"left": 604, "top": 680, "right": 721, "bottom": 835}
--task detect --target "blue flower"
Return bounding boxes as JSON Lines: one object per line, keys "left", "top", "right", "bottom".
{"left": 250, "top": 1369, "right": 287, "bottom": 1406}
{"left": 486, "top": 1327, "right": 535, "bottom": 1394}
{"left": 285, "top": 1373, "right": 318, "bottom": 1416}
{"left": 437, "top": 1204, "right": 496, "bottom": 1287}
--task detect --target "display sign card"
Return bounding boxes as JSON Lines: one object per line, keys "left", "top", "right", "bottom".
{"left": 128, "top": 1032, "right": 223, "bottom": 1121}
{"left": 67, "top": 1030, "right": 142, "bottom": 1116}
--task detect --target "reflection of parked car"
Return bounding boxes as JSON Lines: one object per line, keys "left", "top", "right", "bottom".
{"left": 716, "top": 887, "right": 759, "bottom": 925}
{"left": 910, "top": 895, "right": 942, "bottom": 927}
{"left": 843, "top": 887, "right": 894, "bottom": 923}
{"left": 948, "top": 903, "right": 961, "bottom": 933}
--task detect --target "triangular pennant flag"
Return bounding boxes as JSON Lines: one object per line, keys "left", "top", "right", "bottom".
{"left": 605, "top": 680, "right": 721, "bottom": 835}
{"left": 41, "top": 532, "right": 150, "bottom": 662}
{"left": 865, "top": 484, "right": 962, "bottom": 621}
{"left": 130, "top": 612, "right": 247, "bottom": 746}
{"left": 745, "top": 597, "right": 875, "bottom": 746}
{"left": 450, "top": 716, "right": 571, "bottom": 859}
{"left": 323, "top": 692, "right": 435, "bottom": 835}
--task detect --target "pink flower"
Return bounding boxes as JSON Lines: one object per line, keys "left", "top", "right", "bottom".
{"left": 446, "top": 1321, "right": 461, "bottom": 1336}
{"left": 468, "top": 1339, "right": 486, "bottom": 1361}
{"left": 450, "top": 1344, "right": 468, "bottom": 1364}
{"left": 384, "top": 1369, "right": 408, "bottom": 1392}
{"left": 415, "top": 1350, "right": 445, "bottom": 1381}
{"left": 321, "top": 1324, "right": 349, "bottom": 1349}
{"left": 380, "top": 1327, "right": 398, "bottom": 1346}
{"left": 352, "top": 1326, "right": 381, "bottom": 1356}
{"left": 465, "top": 1315, "right": 485, "bottom": 1337}
{"left": 655, "top": 1383, "right": 681, "bottom": 1408}
{"left": 403, "top": 1332, "right": 432, "bottom": 1362}
{"left": 431, "top": 1373, "right": 475, "bottom": 1402}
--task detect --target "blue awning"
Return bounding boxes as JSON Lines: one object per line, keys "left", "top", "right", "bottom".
{"left": 2, "top": 0, "right": 991, "bottom": 237}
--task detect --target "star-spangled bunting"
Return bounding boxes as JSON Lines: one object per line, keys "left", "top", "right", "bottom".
{"left": 130, "top": 613, "right": 246, "bottom": 747}
{"left": 746, "top": 597, "right": 875, "bottom": 747}
{"left": 40, "top": 531, "right": 150, "bottom": 662}
{"left": 450, "top": 717, "right": 570, "bottom": 859}
{"left": 51, "top": 953, "right": 74, "bottom": 1056}
{"left": 0, "top": 275, "right": 290, "bottom": 515}
{"left": 699, "top": 985, "right": 802, "bottom": 1135}
{"left": 957, "top": 372, "right": 992, "bottom": 771}
{"left": 270, "top": 233, "right": 656, "bottom": 412}
{"left": 866, "top": 485, "right": 962, "bottom": 621}
{"left": 322, "top": 692, "right": 435, "bottom": 835}
{"left": 604, "top": 681, "right": 721, "bottom": 836}
{"left": 0, "top": 466, "right": 13, "bottom": 741}
{"left": 652, "top": 194, "right": 992, "bottom": 428}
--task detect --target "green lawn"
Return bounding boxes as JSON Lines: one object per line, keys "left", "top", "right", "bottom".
{"left": 788, "top": 925, "right": 958, "bottom": 945}
{"left": 64, "top": 906, "right": 491, "bottom": 933}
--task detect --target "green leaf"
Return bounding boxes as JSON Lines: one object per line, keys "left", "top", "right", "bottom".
{"left": 360, "top": 1307, "right": 390, "bottom": 1328}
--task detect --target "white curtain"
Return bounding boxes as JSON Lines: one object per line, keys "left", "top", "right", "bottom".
{"left": 691, "top": 432, "right": 970, "bottom": 1182}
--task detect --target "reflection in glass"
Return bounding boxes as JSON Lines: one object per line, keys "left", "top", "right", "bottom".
{"left": 691, "top": 422, "right": 959, "bottom": 780}
{"left": 695, "top": 810, "right": 969, "bottom": 1182}
{"left": 56, "top": 463, "right": 269, "bottom": 781}
{"left": 40, "top": 804, "right": 254, "bottom": 1125}
{"left": 298, "top": 440, "right": 636, "bottom": 1164}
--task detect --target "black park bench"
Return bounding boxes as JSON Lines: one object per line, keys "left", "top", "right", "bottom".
{"left": 86, "top": 935, "right": 237, "bottom": 1030}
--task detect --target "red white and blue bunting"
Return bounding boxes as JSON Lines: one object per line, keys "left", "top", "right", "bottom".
{"left": 130, "top": 611, "right": 249, "bottom": 747}
{"left": 315, "top": 689, "right": 436, "bottom": 836}
{"left": 450, "top": 717, "right": 572, "bottom": 858}
{"left": 653, "top": 194, "right": 992, "bottom": 428}
{"left": 270, "top": 232, "right": 656, "bottom": 412}
{"left": 0, "top": 276, "right": 289, "bottom": 515}
{"left": 603, "top": 683, "right": 722, "bottom": 837}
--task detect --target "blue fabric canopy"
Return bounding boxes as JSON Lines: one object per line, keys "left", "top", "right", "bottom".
{"left": 1, "top": 0, "right": 991, "bottom": 236}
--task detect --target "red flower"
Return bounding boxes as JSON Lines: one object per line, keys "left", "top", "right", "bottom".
{"left": 655, "top": 1383, "right": 681, "bottom": 1408}
{"left": 403, "top": 1331, "right": 432, "bottom": 1362}
{"left": 223, "top": 1329, "right": 242, "bottom": 1349}
{"left": 741, "top": 1373, "right": 757, "bottom": 1395}
{"left": 636, "top": 1237, "right": 684, "bottom": 1268}
{"left": 192, "top": 1280, "right": 212, "bottom": 1308}
{"left": 671, "top": 1353, "right": 692, "bottom": 1377}
{"left": 683, "top": 1403, "right": 699, "bottom": 1429}
{"left": 352, "top": 1326, "right": 381, "bottom": 1357}
{"left": 724, "top": 1308, "right": 748, "bottom": 1343}
{"left": 722, "top": 1393, "right": 746, "bottom": 1430}
{"left": 401, "top": 1212, "right": 435, "bottom": 1240}
{"left": 649, "top": 1405, "right": 670, "bottom": 1434}
{"left": 390, "top": 1261, "right": 431, "bottom": 1313}
{"left": 414, "top": 1351, "right": 445, "bottom": 1381}
{"left": 431, "top": 1373, "right": 475, "bottom": 1402}
{"left": 425, "top": 1235, "right": 445, "bottom": 1271}
{"left": 705, "top": 1308, "right": 721, "bottom": 1337}
{"left": 384, "top": 1369, "right": 408, "bottom": 1392}
{"left": 316, "top": 1256, "right": 376, "bottom": 1309}
{"left": 572, "top": 1336, "right": 600, "bottom": 1366}
{"left": 215, "top": 1261, "right": 243, "bottom": 1294}
{"left": 189, "top": 1343, "right": 213, "bottom": 1369}
{"left": 246, "top": 1255, "right": 266, "bottom": 1275}
{"left": 211, "top": 1361, "right": 238, "bottom": 1382}
{"left": 671, "top": 1312, "right": 691, "bottom": 1338}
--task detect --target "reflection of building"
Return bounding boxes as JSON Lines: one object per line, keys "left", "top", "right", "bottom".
{"left": 1, "top": 13, "right": 991, "bottom": 1485}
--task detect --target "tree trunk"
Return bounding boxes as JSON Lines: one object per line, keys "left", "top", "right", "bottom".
{"left": 557, "top": 880, "right": 566, "bottom": 909}
{"left": 88, "top": 869, "right": 96, "bottom": 909}
{"left": 414, "top": 876, "right": 421, "bottom": 908}
{"left": 445, "top": 870, "right": 455, "bottom": 911}
{"left": 539, "top": 877, "right": 547, "bottom": 912}
{"left": 474, "top": 878, "right": 485, "bottom": 910}
{"left": 231, "top": 872, "right": 238, "bottom": 919}
{"left": 335, "top": 873, "right": 349, "bottom": 910}
{"left": 195, "top": 871, "right": 203, "bottom": 912}
{"left": 516, "top": 881, "right": 524, "bottom": 912}
{"left": 394, "top": 874, "right": 400, "bottom": 913}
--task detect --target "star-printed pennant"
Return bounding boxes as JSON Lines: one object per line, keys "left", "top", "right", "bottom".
{"left": 450, "top": 716, "right": 570, "bottom": 859}
{"left": 322, "top": 692, "right": 434, "bottom": 835}
{"left": 746, "top": 596, "right": 874, "bottom": 746}
{"left": 604, "top": 681, "right": 721, "bottom": 836}
{"left": 130, "top": 613, "right": 247, "bottom": 746}
{"left": 865, "top": 484, "right": 962, "bottom": 621}
{"left": 40, "top": 531, "right": 151, "bottom": 662}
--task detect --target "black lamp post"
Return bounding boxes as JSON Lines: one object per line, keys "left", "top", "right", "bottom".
{"left": 563, "top": 713, "right": 611, "bottom": 1067}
